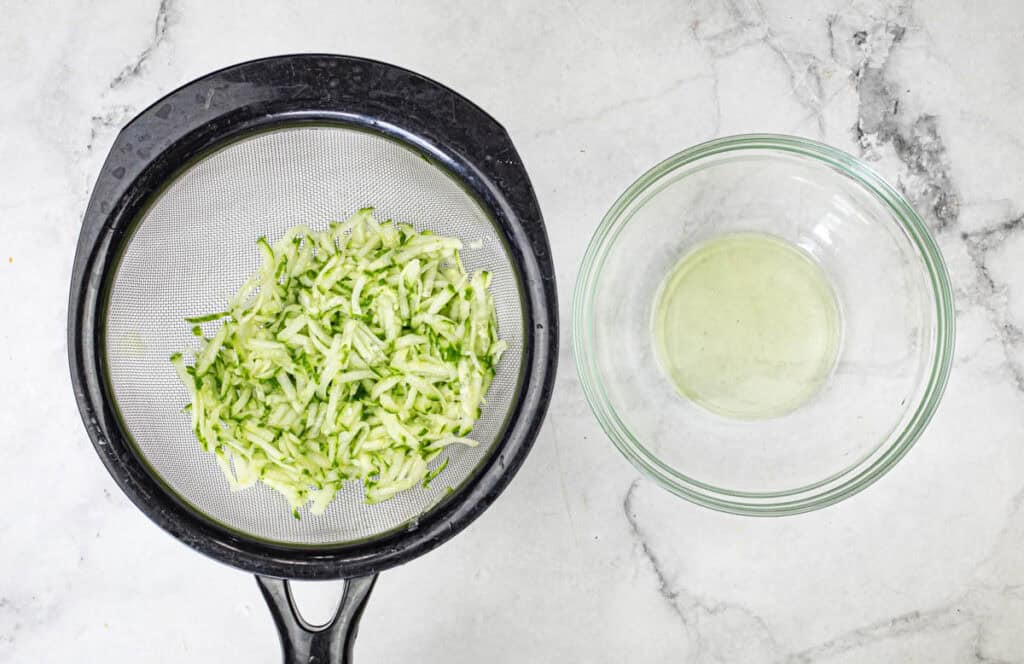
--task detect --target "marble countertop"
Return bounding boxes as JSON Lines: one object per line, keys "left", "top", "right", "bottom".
{"left": 3, "top": 0, "right": 1024, "bottom": 662}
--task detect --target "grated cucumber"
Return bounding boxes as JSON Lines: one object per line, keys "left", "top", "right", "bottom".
{"left": 171, "top": 208, "right": 506, "bottom": 517}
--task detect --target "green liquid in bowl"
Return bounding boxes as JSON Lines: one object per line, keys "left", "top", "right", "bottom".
{"left": 653, "top": 232, "right": 841, "bottom": 419}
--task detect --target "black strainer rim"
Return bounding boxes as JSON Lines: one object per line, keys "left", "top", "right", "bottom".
{"left": 68, "top": 54, "right": 557, "bottom": 579}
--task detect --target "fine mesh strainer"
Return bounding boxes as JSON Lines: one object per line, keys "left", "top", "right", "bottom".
{"left": 108, "top": 125, "right": 525, "bottom": 545}
{"left": 69, "top": 55, "right": 557, "bottom": 662}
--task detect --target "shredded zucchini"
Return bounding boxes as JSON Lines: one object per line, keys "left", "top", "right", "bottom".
{"left": 172, "top": 208, "right": 506, "bottom": 517}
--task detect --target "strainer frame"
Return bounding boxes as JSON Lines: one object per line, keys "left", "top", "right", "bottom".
{"left": 68, "top": 54, "right": 557, "bottom": 580}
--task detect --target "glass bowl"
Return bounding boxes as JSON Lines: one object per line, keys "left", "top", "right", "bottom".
{"left": 573, "top": 134, "right": 954, "bottom": 515}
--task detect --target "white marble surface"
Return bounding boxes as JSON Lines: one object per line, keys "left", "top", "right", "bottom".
{"left": 3, "top": 0, "right": 1024, "bottom": 662}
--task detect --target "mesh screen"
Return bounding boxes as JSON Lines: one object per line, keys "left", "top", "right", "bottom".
{"left": 104, "top": 125, "right": 524, "bottom": 546}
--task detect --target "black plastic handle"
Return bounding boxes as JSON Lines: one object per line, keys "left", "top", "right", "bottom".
{"left": 256, "top": 574, "right": 378, "bottom": 663}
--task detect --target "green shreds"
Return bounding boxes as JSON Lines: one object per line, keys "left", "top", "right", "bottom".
{"left": 171, "top": 208, "right": 507, "bottom": 517}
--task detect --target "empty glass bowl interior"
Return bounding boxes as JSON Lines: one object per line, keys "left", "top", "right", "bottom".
{"left": 573, "top": 135, "right": 954, "bottom": 515}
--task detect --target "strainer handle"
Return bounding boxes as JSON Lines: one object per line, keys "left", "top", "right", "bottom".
{"left": 256, "top": 574, "right": 378, "bottom": 663}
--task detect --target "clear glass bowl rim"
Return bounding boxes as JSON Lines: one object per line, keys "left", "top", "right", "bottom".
{"left": 572, "top": 133, "right": 955, "bottom": 516}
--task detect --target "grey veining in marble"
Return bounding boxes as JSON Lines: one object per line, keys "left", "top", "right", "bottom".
{"left": 2, "top": 0, "right": 1024, "bottom": 662}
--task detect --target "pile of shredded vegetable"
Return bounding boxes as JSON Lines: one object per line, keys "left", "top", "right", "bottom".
{"left": 171, "top": 208, "right": 506, "bottom": 516}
